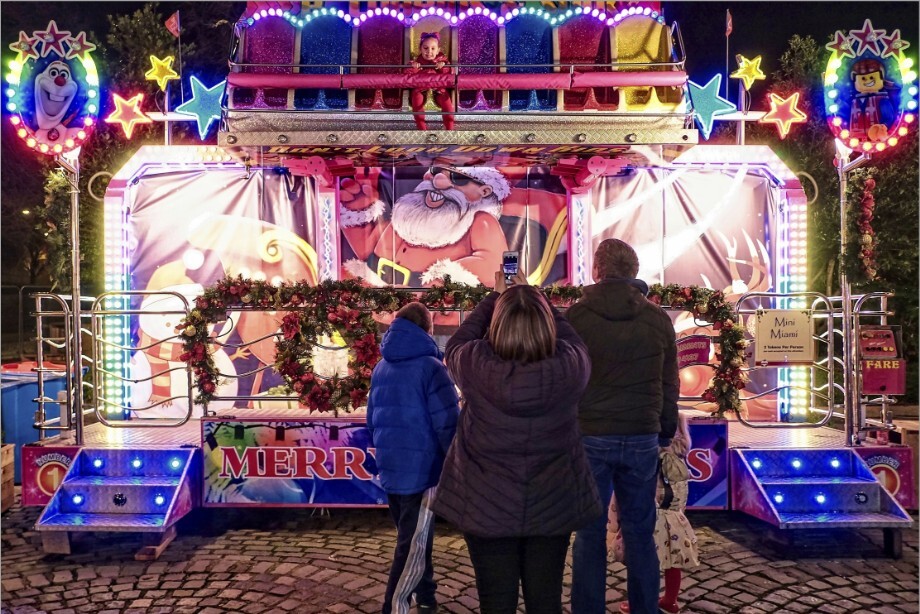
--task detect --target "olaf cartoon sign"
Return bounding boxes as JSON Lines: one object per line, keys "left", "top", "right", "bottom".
{"left": 5, "top": 20, "right": 99, "bottom": 156}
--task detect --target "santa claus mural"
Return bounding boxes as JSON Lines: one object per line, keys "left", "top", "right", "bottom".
{"left": 339, "top": 166, "right": 513, "bottom": 287}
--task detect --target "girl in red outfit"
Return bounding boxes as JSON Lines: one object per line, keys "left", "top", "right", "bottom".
{"left": 406, "top": 32, "right": 455, "bottom": 130}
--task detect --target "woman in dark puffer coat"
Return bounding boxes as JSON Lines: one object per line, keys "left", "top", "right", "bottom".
{"left": 432, "top": 271, "right": 601, "bottom": 614}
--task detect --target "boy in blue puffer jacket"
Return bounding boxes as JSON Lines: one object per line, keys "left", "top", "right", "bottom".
{"left": 367, "top": 302, "right": 460, "bottom": 614}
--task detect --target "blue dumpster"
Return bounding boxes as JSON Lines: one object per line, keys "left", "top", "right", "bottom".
{"left": 1, "top": 363, "right": 67, "bottom": 483}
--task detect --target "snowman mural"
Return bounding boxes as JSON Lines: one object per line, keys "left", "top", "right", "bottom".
{"left": 128, "top": 262, "right": 239, "bottom": 419}
{"left": 33, "top": 60, "right": 79, "bottom": 142}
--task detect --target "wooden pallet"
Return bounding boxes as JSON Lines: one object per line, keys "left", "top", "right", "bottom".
{"left": 1, "top": 444, "right": 14, "bottom": 513}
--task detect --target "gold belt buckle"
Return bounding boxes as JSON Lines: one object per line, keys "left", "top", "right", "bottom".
{"left": 377, "top": 257, "right": 411, "bottom": 285}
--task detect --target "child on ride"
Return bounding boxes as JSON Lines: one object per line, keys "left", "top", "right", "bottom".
{"left": 406, "top": 32, "right": 455, "bottom": 131}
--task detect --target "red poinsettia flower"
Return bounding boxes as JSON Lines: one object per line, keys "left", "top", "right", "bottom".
{"left": 281, "top": 313, "right": 302, "bottom": 340}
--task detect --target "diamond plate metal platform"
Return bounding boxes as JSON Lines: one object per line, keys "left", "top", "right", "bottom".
{"left": 221, "top": 109, "right": 696, "bottom": 149}
{"left": 29, "top": 419, "right": 202, "bottom": 448}
{"left": 728, "top": 421, "right": 849, "bottom": 449}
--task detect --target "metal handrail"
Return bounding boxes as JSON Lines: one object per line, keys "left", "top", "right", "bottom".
{"left": 732, "top": 291, "right": 837, "bottom": 429}
{"left": 90, "top": 291, "right": 195, "bottom": 429}
{"left": 30, "top": 293, "right": 82, "bottom": 437}
{"left": 227, "top": 59, "right": 689, "bottom": 71}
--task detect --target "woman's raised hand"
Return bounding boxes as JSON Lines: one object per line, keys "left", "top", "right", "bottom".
{"left": 494, "top": 270, "right": 527, "bottom": 294}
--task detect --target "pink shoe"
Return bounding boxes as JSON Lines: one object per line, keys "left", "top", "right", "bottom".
{"left": 618, "top": 603, "right": 631, "bottom": 614}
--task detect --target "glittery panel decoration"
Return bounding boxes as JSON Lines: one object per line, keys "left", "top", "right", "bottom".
{"left": 558, "top": 16, "right": 613, "bottom": 110}
{"left": 295, "top": 15, "right": 351, "bottom": 110}
{"left": 240, "top": 18, "right": 296, "bottom": 109}
{"left": 355, "top": 18, "right": 404, "bottom": 109}
{"left": 320, "top": 194, "right": 335, "bottom": 280}
{"left": 458, "top": 15, "right": 500, "bottom": 110}
{"left": 571, "top": 194, "right": 588, "bottom": 285}
{"left": 505, "top": 15, "right": 555, "bottom": 111}
{"left": 615, "top": 16, "right": 678, "bottom": 108}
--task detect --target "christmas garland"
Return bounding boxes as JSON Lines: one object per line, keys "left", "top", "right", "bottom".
{"left": 648, "top": 284, "right": 751, "bottom": 414}
{"left": 854, "top": 176, "right": 878, "bottom": 282}
{"left": 177, "top": 276, "right": 747, "bottom": 417}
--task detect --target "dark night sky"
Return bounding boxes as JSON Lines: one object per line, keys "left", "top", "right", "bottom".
{"left": 663, "top": 1, "right": 920, "bottom": 83}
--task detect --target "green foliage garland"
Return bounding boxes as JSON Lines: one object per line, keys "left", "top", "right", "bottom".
{"left": 178, "top": 277, "right": 747, "bottom": 417}
{"left": 648, "top": 284, "right": 750, "bottom": 415}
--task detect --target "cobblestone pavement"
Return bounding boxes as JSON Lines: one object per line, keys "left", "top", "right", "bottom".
{"left": 1, "top": 491, "right": 917, "bottom": 614}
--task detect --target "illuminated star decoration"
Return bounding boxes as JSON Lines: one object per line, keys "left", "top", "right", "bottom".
{"left": 731, "top": 55, "right": 766, "bottom": 91}
{"left": 145, "top": 55, "right": 179, "bottom": 91}
{"left": 175, "top": 76, "right": 226, "bottom": 139}
{"left": 760, "top": 92, "right": 807, "bottom": 139}
{"left": 64, "top": 31, "right": 96, "bottom": 61}
{"left": 34, "top": 20, "right": 71, "bottom": 58}
{"left": 825, "top": 31, "right": 856, "bottom": 59}
{"left": 9, "top": 31, "right": 40, "bottom": 61}
{"left": 687, "top": 74, "right": 736, "bottom": 140}
{"left": 849, "top": 19, "right": 885, "bottom": 57}
{"left": 105, "top": 93, "right": 152, "bottom": 139}
{"left": 879, "top": 29, "right": 910, "bottom": 59}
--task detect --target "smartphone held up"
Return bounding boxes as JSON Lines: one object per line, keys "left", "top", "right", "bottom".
{"left": 502, "top": 251, "right": 520, "bottom": 285}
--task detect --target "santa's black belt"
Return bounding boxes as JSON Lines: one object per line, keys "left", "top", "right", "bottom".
{"left": 366, "top": 253, "right": 423, "bottom": 287}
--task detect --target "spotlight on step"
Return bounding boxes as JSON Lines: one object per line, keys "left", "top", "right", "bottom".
{"left": 72, "top": 493, "right": 85, "bottom": 505}
{"left": 830, "top": 458, "right": 841, "bottom": 469}
{"left": 791, "top": 458, "right": 802, "bottom": 469}
{"left": 169, "top": 457, "right": 183, "bottom": 470}
{"left": 92, "top": 458, "right": 104, "bottom": 469}
{"left": 751, "top": 458, "right": 763, "bottom": 470}
{"left": 154, "top": 493, "right": 166, "bottom": 506}
{"left": 815, "top": 493, "right": 827, "bottom": 504}
{"left": 773, "top": 492, "right": 784, "bottom": 504}
{"left": 131, "top": 458, "right": 143, "bottom": 469}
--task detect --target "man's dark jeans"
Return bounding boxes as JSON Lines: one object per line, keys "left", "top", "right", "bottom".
{"left": 572, "top": 434, "right": 660, "bottom": 614}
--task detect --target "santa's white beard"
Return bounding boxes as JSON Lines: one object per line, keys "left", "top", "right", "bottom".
{"left": 391, "top": 182, "right": 501, "bottom": 248}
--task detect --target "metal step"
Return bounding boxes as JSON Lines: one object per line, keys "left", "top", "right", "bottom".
{"left": 38, "top": 512, "right": 168, "bottom": 532}
{"left": 71, "top": 448, "right": 192, "bottom": 477}
{"left": 758, "top": 475, "right": 877, "bottom": 485}
{"left": 65, "top": 476, "right": 181, "bottom": 487}
{"left": 57, "top": 481, "right": 179, "bottom": 515}
{"left": 777, "top": 510, "right": 913, "bottom": 529}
